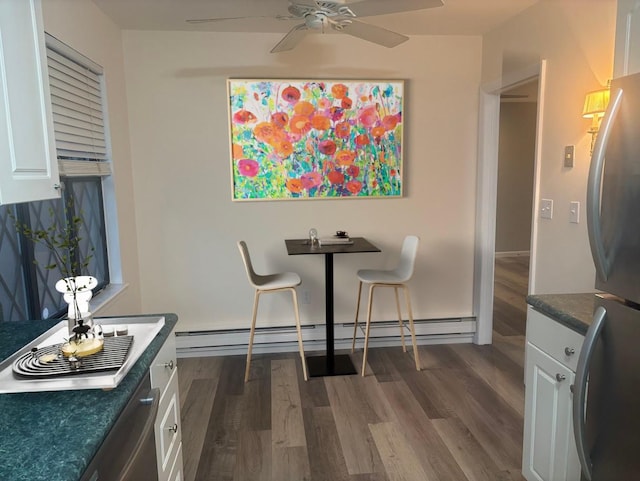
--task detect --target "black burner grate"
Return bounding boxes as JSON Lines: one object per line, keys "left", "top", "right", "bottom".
{"left": 12, "top": 336, "right": 133, "bottom": 379}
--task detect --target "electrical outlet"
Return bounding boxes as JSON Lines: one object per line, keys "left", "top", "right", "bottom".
{"left": 540, "top": 199, "right": 553, "bottom": 219}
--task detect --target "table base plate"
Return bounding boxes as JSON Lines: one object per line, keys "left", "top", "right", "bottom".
{"left": 306, "top": 353, "right": 357, "bottom": 377}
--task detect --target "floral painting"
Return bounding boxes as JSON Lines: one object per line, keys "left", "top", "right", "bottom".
{"left": 227, "top": 79, "right": 404, "bottom": 200}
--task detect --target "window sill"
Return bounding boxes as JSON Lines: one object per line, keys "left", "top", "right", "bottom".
{"left": 91, "top": 283, "right": 129, "bottom": 315}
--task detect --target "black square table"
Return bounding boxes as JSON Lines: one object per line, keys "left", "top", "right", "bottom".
{"left": 285, "top": 237, "right": 381, "bottom": 377}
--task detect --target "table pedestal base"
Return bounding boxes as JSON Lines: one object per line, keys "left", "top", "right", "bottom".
{"left": 306, "top": 354, "right": 357, "bottom": 377}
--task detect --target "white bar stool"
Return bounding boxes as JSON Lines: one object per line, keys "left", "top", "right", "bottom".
{"left": 351, "top": 235, "right": 421, "bottom": 376}
{"left": 237, "top": 241, "right": 308, "bottom": 382}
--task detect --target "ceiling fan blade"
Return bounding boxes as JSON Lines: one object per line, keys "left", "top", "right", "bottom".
{"left": 186, "top": 14, "right": 292, "bottom": 24}
{"left": 271, "top": 24, "right": 310, "bottom": 53}
{"left": 346, "top": 0, "right": 443, "bottom": 18}
{"left": 335, "top": 20, "right": 408, "bottom": 48}
{"left": 187, "top": 16, "right": 258, "bottom": 24}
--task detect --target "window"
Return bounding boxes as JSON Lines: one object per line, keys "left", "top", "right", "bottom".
{"left": 0, "top": 36, "right": 112, "bottom": 322}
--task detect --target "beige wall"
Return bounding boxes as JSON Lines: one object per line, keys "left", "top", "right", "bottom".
{"left": 42, "top": 0, "right": 143, "bottom": 316}
{"left": 38, "top": 0, "right": 618, "bottom": 333}
{"left": 496, "top": 101, "right": 536, "bottom": 253}
{"left": 483, "top": 0, "right": 617, "bottom": 293}
{"left": 120, "top": 31, "right": 482, "bottom": 332}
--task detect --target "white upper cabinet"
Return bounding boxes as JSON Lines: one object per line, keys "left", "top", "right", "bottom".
{"left": 0, "top": 0, "right": 59, "bottom": 206}
{"left": 614, "top": 0, "right": 640, "bottom": 77}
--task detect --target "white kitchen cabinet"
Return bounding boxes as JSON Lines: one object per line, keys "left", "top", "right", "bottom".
{"left": 167, "top": 443, "right": 184, "bottom": 481}
{"left": 614, "top": 0, "right": 640, "bottom": 77}
{"left": 151, "top": 328, "right": 184, "bottom": 481}
{"left": 522, "top": 307, "right": 583, "bottom": 481}
{"left": 0, "top": 0, "right": 60, "bottom": 205}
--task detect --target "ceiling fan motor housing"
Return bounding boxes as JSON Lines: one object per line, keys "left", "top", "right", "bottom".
{"left": 305, "top": 12, "right": 327, "bottom": 29}
{"left": 289, "top": 0, "right": 355, "bottom": 30}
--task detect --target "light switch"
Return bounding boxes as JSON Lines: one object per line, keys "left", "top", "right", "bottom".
{"left": 570, "top": 201, "right": 580, "bottom": 223}
{"left": 540, "top": 199, "right": 553, "bottom": 219}
{"left": 564, "top": 145, "right": 575, "bottom": 168}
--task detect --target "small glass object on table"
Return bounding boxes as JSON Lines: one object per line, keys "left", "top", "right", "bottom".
{"left": 309, "top": 228, "right": 319, "bottom": 248}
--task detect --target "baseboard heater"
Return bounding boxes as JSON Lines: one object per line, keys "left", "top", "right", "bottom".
{"left": 175, "top": 317, "right": 476, "bottom": 358}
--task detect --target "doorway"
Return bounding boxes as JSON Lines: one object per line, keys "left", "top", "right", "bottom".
{"left": 493, "top": 79, "right": 538, "bottom": 339}
{"left": 473, "top": 61, "right": 546, "bottom": 344}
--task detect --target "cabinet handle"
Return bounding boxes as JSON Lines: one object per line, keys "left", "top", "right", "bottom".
{"left": 167, "top": 423, "right": 178, "bottom": 434}
{"left": 164, "top": 360, "right": 174, "bottom": 370}
{"left": 555, "top": 373, "right": 566, "bottom": 382}
{"left": 564, "top": 347, "right": 576, "bottom": 356}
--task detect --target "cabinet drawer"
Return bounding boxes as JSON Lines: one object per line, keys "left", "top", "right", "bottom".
{"left": 156, "top": 369, "right": 181, "bottom": 477}
{"left": 526, "top": 307, "right": 584, "bottom": 371}
{"left": 150, "top": 330, "right": 177, "bottom": 393}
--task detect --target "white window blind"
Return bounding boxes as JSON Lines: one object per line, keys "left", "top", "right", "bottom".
{"left": 45, "top": 34, "right": 111, "bottom": 176}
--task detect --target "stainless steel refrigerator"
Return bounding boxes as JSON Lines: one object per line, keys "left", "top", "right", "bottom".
{"left": 573, "top": 71, "right": 640, "bottom": 480}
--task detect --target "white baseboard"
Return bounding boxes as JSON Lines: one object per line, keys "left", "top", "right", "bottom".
{"left": 175, "top": 318, "right": 476, "bottom": 358}
{"left": 495, "top": 250, "right": 530, "bottom": 258}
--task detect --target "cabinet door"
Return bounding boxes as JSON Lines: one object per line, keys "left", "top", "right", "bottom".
{"left": 151, "top": 329, "right": 183, "bottom": 481}
{"left": 522, "top": 342, "right": 581, "bottom": 481}
{"left": 0, "top": 0, "right": 59, "bottom": 205}
{"left": 156, "top": 370, "right": 181, "bottom": 481}
{"left": 167, "top": 443, "right": 183, "bottom": 481}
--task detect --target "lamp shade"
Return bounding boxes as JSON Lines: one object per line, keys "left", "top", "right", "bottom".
{"left": 582, "top": 88, "right": 610, "bottom": 118}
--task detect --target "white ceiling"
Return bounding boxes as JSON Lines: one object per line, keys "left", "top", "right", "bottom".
{"left": 91, "top": 0, "right": 541, "bottom": 36}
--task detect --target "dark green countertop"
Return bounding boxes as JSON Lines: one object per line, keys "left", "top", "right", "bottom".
{"left": 526, "top": 293, "right": 596, "bottom": 335}
{"left": 0, "top": 313, "right": 178, "bottom": 481}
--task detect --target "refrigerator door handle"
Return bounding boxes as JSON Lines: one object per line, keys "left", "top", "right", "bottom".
{"left": 587, "top": 88, "right": 623, "bottom": 282}
{"left": 573, "top": 306, "right": 607, "bottom": 481}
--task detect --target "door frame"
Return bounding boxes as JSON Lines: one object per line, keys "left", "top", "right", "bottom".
{"left": 473, "top": 60, "right": 547, "bottom": 344}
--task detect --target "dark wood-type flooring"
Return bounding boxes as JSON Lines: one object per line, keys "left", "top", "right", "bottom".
{"left": 178, "top": 255, "right": 530, "bottom": 481}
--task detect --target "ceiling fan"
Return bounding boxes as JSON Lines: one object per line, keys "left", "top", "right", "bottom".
{"left": 186, "top": 0, "right": 444, "bottom": 53}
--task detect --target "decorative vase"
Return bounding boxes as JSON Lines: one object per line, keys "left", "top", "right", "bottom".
{"left": 55, "top": 276, "right": 98, "bottom": 336}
